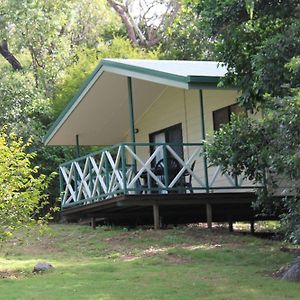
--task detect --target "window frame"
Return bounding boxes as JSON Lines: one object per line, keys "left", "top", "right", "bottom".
{"left": 213, "top": 103, "right": 243, "bottom": 131}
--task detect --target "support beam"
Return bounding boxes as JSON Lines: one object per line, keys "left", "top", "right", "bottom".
{"left": 199, "top": 90, "right": 209, "bottom": 193}
{"left": 127, "top": 77, "right": 136, "bottom": 144}
{"left": 206, "top": 203, "right": 212, "bottom": 229}
{"left": 153, "top": 203, "right": 160, "bottom": 230}
{"left": 199, "top": 90, "right": 206, "bottom": 141}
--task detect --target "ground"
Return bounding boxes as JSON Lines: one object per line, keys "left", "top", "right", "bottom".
{"left": 0, "top": 223, "right": 299, "bottom": 299}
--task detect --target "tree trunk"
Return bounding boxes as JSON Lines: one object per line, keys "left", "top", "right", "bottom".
{"left": 107, "top": 0, "right": 139, "bottom": 47}
{"left": 0, "top": 40, "right": 22, "bottom": 70}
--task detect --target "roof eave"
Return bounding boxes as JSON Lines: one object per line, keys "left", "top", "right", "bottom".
{"left": 43, "top": 61, "right": 105, "bottom": 145}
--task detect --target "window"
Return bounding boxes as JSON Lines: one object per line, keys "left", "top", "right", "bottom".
{"left": 213, "top": 103, "right": 244, "bottom": 130}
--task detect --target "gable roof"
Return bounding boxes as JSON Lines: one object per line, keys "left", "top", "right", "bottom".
{"left": 102, "top": 59, "right": 227, "bottom": 86}
{"left": 44, "top": 59, "right": 228, "bottom": 146}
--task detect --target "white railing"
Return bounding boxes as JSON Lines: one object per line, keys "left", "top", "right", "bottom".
{"left": 59, "top": 143, "right": 259, "bottom": 209}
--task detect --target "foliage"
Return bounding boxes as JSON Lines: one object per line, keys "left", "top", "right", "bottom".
{"left": 196, "top": 0, "right": 300, "bottom": 242}
{"left": 0, "top": 131, "right": 52, "bottom": 240}
{"left": 53, "top": 37, "right": 158, "bottom": 116}
{"left": 160, "top": 5, "right": 215, "bottom": 60}
{"left": 0, "top": 0, "right": 126, "bottom": 217}
{"left": 206, "top": 96, "right": 300, "bottom": 183}
{"left": 194, "top": 0, "right": 300, "bottom": 110}
{"left": 206, "top": 100, "right": 300, "bottom": 243}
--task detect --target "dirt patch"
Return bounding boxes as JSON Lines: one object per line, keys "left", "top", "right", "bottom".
{"left": 280, "top": 246, "right": 300, "bottom": 255}
{"left": 164, "top": 252, "right": 192, "bottom": 264}
{"left": 0, "top": 270, "right": 26, "bottom": 279}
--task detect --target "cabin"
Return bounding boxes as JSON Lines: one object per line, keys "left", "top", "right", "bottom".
{"left": 44, "top": 59, "right": 266, "bottom": 229}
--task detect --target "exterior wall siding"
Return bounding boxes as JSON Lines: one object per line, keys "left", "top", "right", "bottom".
{"left": 124, "top": 86, "right": 252, "bottom": 192}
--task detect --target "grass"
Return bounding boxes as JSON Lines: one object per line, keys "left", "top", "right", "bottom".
{"left": 0, "top": 224, "right": 299, "bottom": 300}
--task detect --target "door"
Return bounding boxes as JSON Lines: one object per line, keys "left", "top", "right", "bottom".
{"left": 149, "top": 123, "right": 183, "bottom": 164}
{"left": 149, "top": 124, "right": 184, "bottom": 191}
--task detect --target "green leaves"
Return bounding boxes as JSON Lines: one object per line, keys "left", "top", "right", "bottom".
{"left": 0, "top": 130, "right": 51, "bottom": 240}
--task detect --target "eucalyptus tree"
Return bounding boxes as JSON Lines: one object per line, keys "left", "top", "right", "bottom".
{"left": 107, "top": 0, "right": 180, "bottom": 48}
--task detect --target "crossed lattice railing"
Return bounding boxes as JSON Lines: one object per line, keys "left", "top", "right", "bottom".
{"left": 59, "top": 143, "right": 258, "bottom": 209}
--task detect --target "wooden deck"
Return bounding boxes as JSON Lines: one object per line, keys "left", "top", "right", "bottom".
{"left": 60, "top": 192, "right": 280, "bottom": 229}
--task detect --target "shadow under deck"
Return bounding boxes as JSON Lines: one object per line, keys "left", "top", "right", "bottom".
{"left": 61, "top": 192, "right": 279, "bottom": 227}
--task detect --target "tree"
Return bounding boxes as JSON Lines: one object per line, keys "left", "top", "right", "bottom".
{"left": 160, "top": 4, "right": 215, "bottom": 60}
{"left": 195, "top": 0, "right": 300, "bottom": 110}
{"left": 0, "top": 0, "right": 125, "bottom": 213}
{"left": 196, "top": 0, "right": 300, "bottom": 242}
{"left": 107, "top": 0, "right": 180, "bottom": 48}
{"left": 53, "top": 37, "right": 158, "bottom": 116}
{"left": 0, "top": 40, "right": 22, "bottom": 70}
{"left": 0, "top": 131, "right": 51, "bottom": 240}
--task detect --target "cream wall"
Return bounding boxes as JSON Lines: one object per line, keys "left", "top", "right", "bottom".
{"left": 122, "top": 86, "right": 249, "bottom": 192}
{"left": 125, "top": 87, "right": 240, "bottom": 144}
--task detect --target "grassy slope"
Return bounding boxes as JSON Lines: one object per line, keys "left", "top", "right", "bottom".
{"left": 0, "top": 224, "right": 299, "bottom": 300}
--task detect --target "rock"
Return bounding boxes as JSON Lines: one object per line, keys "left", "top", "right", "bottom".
{"left": 33, "top": 262, "right": 54, "bottom": 273}
{"left": 281, "top": 257, "right": 300, "bottom": 282}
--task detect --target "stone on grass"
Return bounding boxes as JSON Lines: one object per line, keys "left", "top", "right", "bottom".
{"left": 281, "top": 257, "right": 300, "bottom": 282}
{"left": 33, "top": 262, "right": 54, "bottom": 273}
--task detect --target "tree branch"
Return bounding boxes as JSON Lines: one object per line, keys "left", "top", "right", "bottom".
{"left": 107, "top": 0, "right": 139, "bottom": 47}
{"left": 0, "top": 40, "right": 22, "bottom": 70}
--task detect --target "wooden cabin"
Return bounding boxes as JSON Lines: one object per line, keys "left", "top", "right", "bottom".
{"left": 44, "top": 59, "right": 266, "bottom": 229}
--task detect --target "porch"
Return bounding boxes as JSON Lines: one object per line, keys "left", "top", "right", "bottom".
{"left": 59, "top": 142, "right": 262, "bottom": 228}
{"left": 46, "top": 59, "right": 267, "bottom": 228}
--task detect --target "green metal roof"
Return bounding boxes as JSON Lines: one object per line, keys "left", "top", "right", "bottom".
{"left": 44, "top": 59, "right": 227, "bottom": 146}
{"left": 102, "top": 59, "right": 227, "bottom": 83}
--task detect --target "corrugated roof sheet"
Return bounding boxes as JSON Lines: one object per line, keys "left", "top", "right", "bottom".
{"left": 104, "top": 59, "right": 227, "bottom": 78}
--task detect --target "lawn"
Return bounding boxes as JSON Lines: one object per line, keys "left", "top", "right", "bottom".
{"left": 0, "top": 224, "right": 299, "bottom": 300}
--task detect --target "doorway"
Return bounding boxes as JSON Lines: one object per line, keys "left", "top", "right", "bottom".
{"left": 149, "top": 123, "right": 183, "bottom": 165}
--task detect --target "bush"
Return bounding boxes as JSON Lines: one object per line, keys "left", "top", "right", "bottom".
{"left": 0, "top": 131, "right": 53, "bottom": 240}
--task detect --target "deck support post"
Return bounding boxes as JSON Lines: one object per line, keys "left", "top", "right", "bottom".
{"left": 228, "top": 216, "right": 234, "bottom": 232}
{"left": 153, "top": 203, "right": 160, "bottom": 230}
{"left": 91, "top": 217, "right": 96, "bottom": 229}
{"left": 206, "top": 203, "right": 212, "bottom": 229}
{"left": 250, "top": 220, "right": 255, "bottom": 234}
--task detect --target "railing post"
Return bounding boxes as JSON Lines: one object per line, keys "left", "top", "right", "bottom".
{"left": 88, "top": 157, "right": 93, "bottom": 202}
{"left": 104, "top": 153, "right": 110, "bottom": 193}
{"left": 121, "top": 144, "right": 128, "bottom": 194}
{"left": 74, "top": 162, "right": 79, "bottom": 202}
{"left": 163, "top": 144, "right": 169, "bottom": 192}
{"left": 59, "top": 167, "right": 64, "bottom": 209}
{"left": 203, "top": 152, "right": 209, "bottom": 193}
{"left": 234, "top": 174, "right": 239, "bottom": 187}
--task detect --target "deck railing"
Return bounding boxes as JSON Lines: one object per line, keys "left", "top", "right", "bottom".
{"left": 59, "top": 143, "right": 259, "bottom": 209}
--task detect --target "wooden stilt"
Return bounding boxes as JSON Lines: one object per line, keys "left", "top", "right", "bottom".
{"left": 228, "top": 216, "right": 233, "bottom": 232}
{"left": 206, "top": 203, "right": 212, "bottom": 229}
{"left": 91, "top": 217, "right": 96, "bottom": 229}
{"left": 250, "top": 220, "right": 255, "bottom": 234}
{"left": 153, "top": 204, "right": 160, "bottom": 230}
